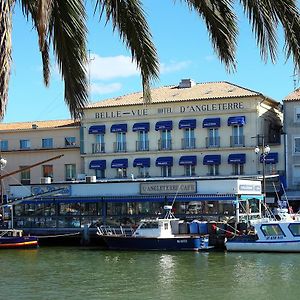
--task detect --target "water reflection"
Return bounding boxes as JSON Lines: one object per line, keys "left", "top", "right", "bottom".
{"left": 158, "top": 254, "right": 176, "bottom": 285}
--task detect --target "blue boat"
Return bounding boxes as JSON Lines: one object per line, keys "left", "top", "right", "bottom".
{"left": 97, "top": 206, "right": 212, "bottom": 251}
{"left": 0, "top": 229, "right": 38, "bottom": 249}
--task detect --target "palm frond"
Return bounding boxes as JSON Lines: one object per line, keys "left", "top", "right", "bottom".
{"left": 48, "top": 0, "right": 88, "bottom": 119}
{"left": 0, "top": 0, "right": 15, "bottom": 120}
{"left": 183, "top": 0, "right": 238, "bottom": 72}
{"left": 95, "top": 0, "right": 159, "bottom": 103}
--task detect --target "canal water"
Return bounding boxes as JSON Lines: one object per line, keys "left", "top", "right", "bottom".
{"left": 0, "top": 247, "right": 299, "bottom": 300}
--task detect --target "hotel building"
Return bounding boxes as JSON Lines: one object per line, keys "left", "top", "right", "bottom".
{"left": 283, "top": 89, "right": 300, "bottom": 202}
{"left": 1, "top": 80, "right": 286, "bottom": 230}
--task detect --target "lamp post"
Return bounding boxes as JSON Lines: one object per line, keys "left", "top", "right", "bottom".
{"left": 254, "top": 137, "right": 270, "bottom": 207}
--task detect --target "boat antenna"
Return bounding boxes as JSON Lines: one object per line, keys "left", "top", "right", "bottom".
{"left": 171, "top": 184, "right": 181, "bottom": 208}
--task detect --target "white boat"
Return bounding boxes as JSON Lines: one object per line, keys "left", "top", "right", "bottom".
{"left": 225, "top": 209, "right": 300, "bottom": 252}
{"left": 97, "top": 206, "right": 212, "bottom": 251}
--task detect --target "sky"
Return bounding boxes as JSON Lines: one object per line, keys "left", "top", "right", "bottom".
{"left": 4, "top": 1, "right": 298, "bottom": 123}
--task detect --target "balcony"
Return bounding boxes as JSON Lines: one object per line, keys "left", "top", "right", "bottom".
{"left": 158, "top": 139, "right": 172, "bottom": 151}
{"left": 92, "top": 143, "right": 105, "bottom": 153}
{"left": 136, "top": 141, "right": 149, "bottom": 151}
{"left": 113, "top": 142, "right": 127, "bottom": 153}
{"left": 181, "top": 138, "right": 196, "bottom": 149}
{"left": 230, "top": 135, "right": 245, "bottom": 147}
{"left": 205, "top": 137, "right": 220, "bottom": 148}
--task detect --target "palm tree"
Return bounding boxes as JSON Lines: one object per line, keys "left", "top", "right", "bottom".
{"left": 1, "top": 0, "right": 300, "bottom": 120}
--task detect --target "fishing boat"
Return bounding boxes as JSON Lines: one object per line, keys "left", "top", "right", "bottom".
{"left": 225, "top": 208, "right": 300, "bottom": 252}
{"left": 0, "top": 229, "right": 38, "bottom": 249}
{"left": 97, "top": 206, "right": 212, "bottom": 251}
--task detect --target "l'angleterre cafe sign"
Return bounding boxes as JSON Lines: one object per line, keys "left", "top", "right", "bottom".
{"left": 140, "top": 181, "right": 197, "bottom": 195}
{"left": 94, "top": 101, "right": 244, "bottom": 119}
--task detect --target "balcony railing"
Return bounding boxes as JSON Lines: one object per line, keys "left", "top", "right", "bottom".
{"left": 92, "top": 143, "right": 105, "bottom": 153}
{"left": 113, "top": 142, "right": 127, "bottom": 153}
{"left": 181, "top": 138, "right": 196, "bottom": 149}
{"left": 205, "top": 137, "right": 220, "bottom": 148}
{"left": 230, "top": 135, "right": 245, "bottom": 147}
{"left": 136, "top": 141, "right": 149, "bottom": 151}
{"left": 158, "top": 139, "right": 172, "bottom": 151}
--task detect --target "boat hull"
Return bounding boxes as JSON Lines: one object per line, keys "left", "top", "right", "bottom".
{"left": 226, "top": 240, "right": 300, "bottom": 252}
{"left": 102, "top": 235, "right": 207, "bottom": 251}
{"left": 0, "top": 236, "right": 38, "bottom": 249}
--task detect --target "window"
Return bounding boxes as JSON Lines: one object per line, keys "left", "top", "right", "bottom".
{"left": 65, "top": 164, "right": 76, "bottom": 181}
{"left": 115, "top": 132, "right": 126, "bottom": 152}
{"left": 266, "top": 163, "right": 277, "bottom": 175}
{"left": 182, "top": 129, "right": 195, "bottom": 149}
{"left": 184, "top": 165, "right": 195, "bottom": 176}
{"left": 0, "top": 140, "right": 8, "bottom": 151}
{"left": 289, "top": 224, "right": 300, "bottom": 236}
{"left": 65, "top": 137, "right": 76, "bottom": 147}
{"left": 207, "top": 128, "right": 219, "bottom": 147}
{"left": 93, "top": 134, "right": 105, "bottom": 153}
{"left": 232, "top": 164, "right": 244, "bottom": 175}
{"left": 137, "top": 131, "right": 149, "bottom": 151}
{"left": 42, "top": 165, "right": 53, "bottom": 178}
{"left": 42, "top": 138, "right": 53, "bottom": 148}
{"left": 293, "top": 165, "right": 300, "bottom": 184}
{"left": 20, "top": 166, "right": 30, "bottom": 184}
{"left": 294, "top": 137, "right": 300, "bottom": 153}
{"left": 295, "top": 107, "right": 300, "bottom": 122}
{"left": 261, "top": 224, "right": 285, "bottom": 237}
{"left": 95, "top": 169, "right": 105, "bottom": 179}
{"left": 161, "top": 166, "right": 172, "bottom": 177}
{"left": 116, "top": 168, "right": 127, "bottom": 178}
{"left": 231, "top": 126, "right": 244, "bottom": 146}
{"left": 138, "top": 166, "right": 149, "bottom": 178}
{"left": 159, "top": 130, "right": 172, "bottom": 150}
{"left": 20, "top": 139, "right": 31, "bottom": 149}
{"left": 208, "top": 165, "right": 219, "bottom": 176}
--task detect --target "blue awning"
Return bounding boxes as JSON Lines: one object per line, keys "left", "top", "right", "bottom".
{"left": 89, "top": 160, "right": 106, "bottom": 170}
{"left": 178, "top": 119, "right": 196, "bottom": 129}
{"left": 156, "top": 156, "right": 173, "bottom": 166}
{"left": 88, "top": 125, "right": 106, "bottom": 134}
{"left": 203, "top": 155, "right": 221, "bottom": 165}
{"left": 155, "top": 121, "right": 173, "bottom": 131}
{"left": 202, "top": 118, "right": 221, "bottom": 128}
{"left": 132, "top": 122, "right": 150, "bottom": 132}
{"left": 179, "top": 155, "right": 197, "bottom": 166}
{"left": 110, "top": 124, "right": 127, "bottom": 133}
{"left": 227, "top": 116, "right": 246, "bottom": 126}
{"left": 111, "top": 159, "right": 128, "bottom": 168}
{"left": 133, "top": 158, "right": 151, "bottom": 167}
{"left": 228, "top": 154, "right": 246, "bottom": 164}
{"left": 260, "top": 152, "right": 278, "bottom": 164}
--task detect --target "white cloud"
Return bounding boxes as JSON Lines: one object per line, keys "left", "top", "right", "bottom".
{"left": 91, "top": 82, "right": 122, "bottom": 95}
{"left": 89, "top": 54, "right": 139, "bottom": 80}
{"left": 160, "top": 60, "right": 191, "bottom": 74}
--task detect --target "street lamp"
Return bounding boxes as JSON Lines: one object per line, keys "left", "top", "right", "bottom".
{"left": 0, "top": 157, "right": 7, "bottom": 204}
{"left": 254, "top": 141, "right": 270, "bottom": 206}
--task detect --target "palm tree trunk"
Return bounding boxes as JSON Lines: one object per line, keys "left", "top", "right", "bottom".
{"left": 0, "top": 0, "right": 15, "bottom": 120}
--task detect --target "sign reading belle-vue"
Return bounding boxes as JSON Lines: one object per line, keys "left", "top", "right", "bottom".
{"left": 95, "top": 101, "right": 244, "bottom": 119}
{"left": 140, "top": 181, "right": 197, "bottom": 195}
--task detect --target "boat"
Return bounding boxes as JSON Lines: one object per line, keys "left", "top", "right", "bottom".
{"left": 97, "top": 206, "right": 212, "bottom": 251}
{"left": 0, "top": 229, "right": 38, "bottom": 249}
{"left": 225, "top": 208, "right": 300, "bottom": 252}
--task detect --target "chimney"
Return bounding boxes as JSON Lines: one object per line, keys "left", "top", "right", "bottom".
{"left": 178, "top": 79, "right": 196, "bottom": 88}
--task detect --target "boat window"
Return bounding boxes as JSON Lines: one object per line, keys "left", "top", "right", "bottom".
{"left": 164, "top": 223, "right": 168, "bottom": 230}
{"left": 288, "top": 223, "right": 300, "bottom": 236}
{"left": 260, "top": 224, "right": 285, "bottom": 237}
{"left": 140, "top": 222, "right": 159, "bottom": 229}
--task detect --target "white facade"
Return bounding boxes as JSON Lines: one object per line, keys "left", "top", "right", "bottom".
{"left": 82, "top": 81, "right": 284, "bottom": 188}
{"left": 283, "top": 90, "right": 300, "bottom": 200}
